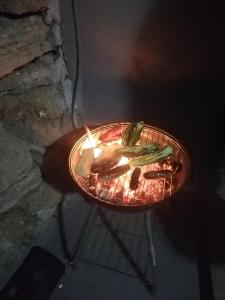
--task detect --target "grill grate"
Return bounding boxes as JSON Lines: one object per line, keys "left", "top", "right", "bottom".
{"left": 69, "top": 123, "right": 190, "bottom": 208}
{"left": 78, "top": 208, "right": 154, "bottom": 283}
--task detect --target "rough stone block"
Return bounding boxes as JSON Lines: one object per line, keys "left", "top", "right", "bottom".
{"left": 0, "top": 124, "right": 42, "bottom": 212}
{"left": 0, "top": 53, "right": 67, "bottom": 95}
{"left": 0, "top": 84, "right": 72, "bottom": 145}
{"left": 0, "top": 168, "right": 42, "bottom": 213}
{"left": 0, "top": 124, "right": 33, "bottom": 194}
{"left": 0, "top": 0, "right": 48, "bottom": 15}
{"left": 0, "top": 15, "right": 58, "bottom": 79}
{"left": 0, "top": 182, "right": 61, "bottom": 270}
{"left": 0, "top": 84, "right": 66, "bottom": 121}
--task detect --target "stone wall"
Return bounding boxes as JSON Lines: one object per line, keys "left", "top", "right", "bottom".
{"left": 0, "top": 0, "right": 72, "bottom": 282}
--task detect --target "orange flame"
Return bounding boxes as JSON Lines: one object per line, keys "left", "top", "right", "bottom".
{"left": 82, "top": 126, "right": 97, "bottom": 149}
{"left": 82, "top": 126, "right": 102, "bottom": 158}
{"left": 118, "top": 156, "right": 129, "bottom": 166}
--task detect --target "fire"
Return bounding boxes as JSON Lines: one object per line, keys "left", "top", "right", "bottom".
{"left": 81, "top": 126, "right": 102, "bottom": 158}
{"left": 118, "top": 156, "right": 129, "bottom": 166}
{"left": 93, "top": 147, "right": 102, "bottom": 158}
{"left": 82, "top": 126, "right": 98, "bottom": 149}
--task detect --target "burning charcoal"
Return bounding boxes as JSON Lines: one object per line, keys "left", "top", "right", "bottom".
{"left": 98, "top": 165, "right": 130, "bottom": 182}
{"left": 159, "top": 159, "right": 183, "bottom": 174}
{"left": 88, "top": 174, "right": 97, "bottom": 187}
{"left": 143, "top": 170, "right": 173, "bottom": 179}
{"left": 89, "top": 187, "right": 97, "bottom": 196}
{"left": 129, "top": 198, "right": 141, "bottom": 205}
{"left": 99, "top": 188, "right": 108, "bottom": 198}
{"left": 130, "top": 167, "right": 141, "bottom": 190}
{"left": 114, "top": 191, "right": 123, "bottom": 203}
{"left": 100, "top": 181, "right": 112, "bottom": 190}
{"left": 99, "top": 126, "right": 123, "bottom": 142}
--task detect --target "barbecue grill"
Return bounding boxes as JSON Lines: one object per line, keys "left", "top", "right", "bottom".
{"left": 62, "top": 122, "right": 191, "bottom": 295}
{"left": 69, "top": 122, "right": 191, "bottom": 208}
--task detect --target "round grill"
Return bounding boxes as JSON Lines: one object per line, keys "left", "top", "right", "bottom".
{"left": 69, "top": 122, "right": 190, "bottom": 208}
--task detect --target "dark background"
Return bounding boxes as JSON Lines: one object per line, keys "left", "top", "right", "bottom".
{"left": 60, "top": 0, "right": 225, "bottom": 186}
{"left": 58, "top": 0, "right": 225, "bottom": 269}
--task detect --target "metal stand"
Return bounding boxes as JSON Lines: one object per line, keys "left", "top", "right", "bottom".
{"left": 58, "top": 199, "right": 158, "bottom": 295}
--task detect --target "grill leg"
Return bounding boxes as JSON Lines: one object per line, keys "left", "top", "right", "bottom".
{"left": 57, "top": 196, "right": 98, "bottom": 266}
{"left": 58, "top": 198, "right": 158, "bottom": 295}
{"left": 144, "top": 210, "right": 158, "bottom": 294}
{"left": 98, "top": 207, "right": 156, "bottom": 295}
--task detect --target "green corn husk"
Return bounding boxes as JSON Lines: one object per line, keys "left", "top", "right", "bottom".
{"left": 129, "top": 122, "right": 144, "bottom": 146}
{"left": 122, "top": 122, "right": 144, "bottom": 146}
{"left": 75, "top": 148, "right": 94, "bottom": 177}
{"left": 129, "top": 145, "right": 173, "bottom": 167}
{"left": 122, "top": 123, "right": 135, "bottom": 146}
{"left": 116, "top": 143, "right": 160, "bottom": 157}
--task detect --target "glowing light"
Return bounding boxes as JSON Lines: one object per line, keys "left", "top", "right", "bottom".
{"left": 94, "top": 147, "right": 102, "bottom": 158}
{"left": 116, "top": 138, "right": 122, "bottom": 145}
{"left": 118, "top": 156, "right": 129, "bottom": 166}
{"left": 82, "top": 126, "right": 97, "bottom": 149}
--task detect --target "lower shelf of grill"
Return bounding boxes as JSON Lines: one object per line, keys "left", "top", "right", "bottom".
{"left": 76, "top": 208, "right": 153, "bottom": 284}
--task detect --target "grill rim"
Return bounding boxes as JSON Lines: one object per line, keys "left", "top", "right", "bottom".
{"left": 69, "top": 122, "right": 191, "bottom": 209}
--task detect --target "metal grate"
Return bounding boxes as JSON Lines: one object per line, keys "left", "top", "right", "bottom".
{"left": 77, "top": 208, "right": 154, "bottom": 284}
{"left": 69, "top": 123, "right": 190, "bottom": 208}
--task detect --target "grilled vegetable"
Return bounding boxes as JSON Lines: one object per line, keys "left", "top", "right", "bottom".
{"left": 122, "top": 122, "right": 144, "bottom": 146}
{"left": 75, "top": 148, "right": 94, "bottom": 177}
{"left": 143, "top": 170, "right": 173, "bottom": 179}
{"left": 130, "top": 168, "right": 141, "bottom": 190}
{"left": 98, "top": 164, "right": 130, "bottom": 182}
{"left": 129, "top": 145, "right": 173, "bottom": 167}
{"left": 122, "top": 123, "right": 135, "bottom": 146}
{"left": 99, "top": 126, "right": 123, "bottom": 142}
{"left": 116, "top": 143, "right": 160, "bottom": 157}
{"left": 91, "top": 144, "right": 121, "bottom": 173}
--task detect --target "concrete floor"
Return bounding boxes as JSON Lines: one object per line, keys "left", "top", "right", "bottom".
{"left": 33, "top": 194, "right": 200, "bottom": 300}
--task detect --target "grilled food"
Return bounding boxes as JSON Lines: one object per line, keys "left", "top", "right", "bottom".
{"left": 122, "top": 122, "right": 144, "bottom": 146}
{"left": 116, "top": 143, "right": 160, "bottom": 157}
{"left": 98, "top": 165, "right": 130, "bottom": 182}
{"left": 143, "top": 170, "right": 173, "bottom": 179}
{"left": 91, "top": 144, "right": 121, "bottom": 173}
{"left": 129, "top": 145, "right": 173, "bottom": 167}
{"left": 130, "top": 167, "right": 141, "bottom": 190}
{"left": 99, "top": 126, "right": 122, "bottom": 142}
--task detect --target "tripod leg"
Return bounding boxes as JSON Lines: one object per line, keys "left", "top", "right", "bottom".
{"left": 145, "top": 210, "right": 158, "bottom": 294}
{"left": 98, "top": 207, "right": 156, "bottom": 295}
{"left": 57, "top": 195, "right": 98, "bottom": 266}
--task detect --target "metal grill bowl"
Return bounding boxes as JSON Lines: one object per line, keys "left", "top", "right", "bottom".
{"left": 69, "top": 123, "right": 191, "bottom": 209}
